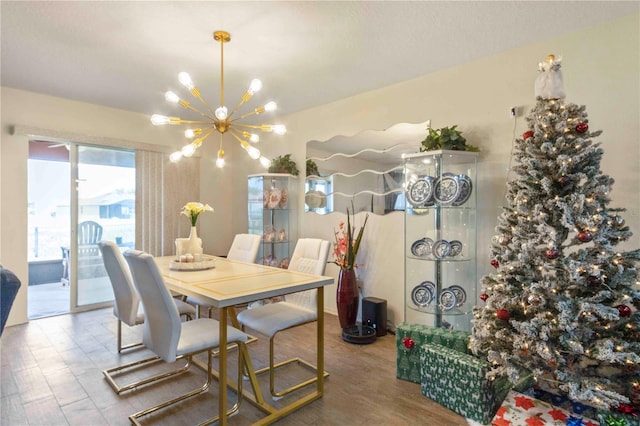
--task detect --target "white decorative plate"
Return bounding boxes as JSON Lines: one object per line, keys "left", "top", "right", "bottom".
{"left": 169, "top": 258, "right": 216, "bottom": 271}
{"left": 406, "top": 177, "right": 434, "bottom": 208}
{"left": 279, "top": 188, "right": 289, "bottom": 208}
{"left": 439, "top": 289, "right": 457, "bottom": 311}
{"left": 267, "top": 188, "right": 282, "bottom": 209}
{"left": 433, "top": 173, "right": 461, "bottom": 205}
{"left": 448, "top": 240, "right": 463, "bottom": 257}
{"left": 452, "top": 174, "right": 473, "bottom": 206}
{"left": 411, "top": 284, "right": 433, "bottom": 307}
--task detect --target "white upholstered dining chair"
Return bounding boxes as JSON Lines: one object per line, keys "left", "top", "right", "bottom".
{"left": 98, "top": 240, "right": 196, "bottom": 394}
{"left": 187, "top": 233, "right": 262, "bottom": 318}
{"left": 124, "top": 250, "right": 250, "bottom": 425}
{"left": 237, "top": 238, "right": 331, "bottom": 399}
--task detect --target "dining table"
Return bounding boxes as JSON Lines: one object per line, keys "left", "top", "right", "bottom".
{"left": 153, "top": 255, "right": 334, "bottom": 425}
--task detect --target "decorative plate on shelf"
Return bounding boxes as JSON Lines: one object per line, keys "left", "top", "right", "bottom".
{"left": 410, "top": 239, "right": 430, "bottom": 257}
{"left": 406, "top": 176, "right": 434, "bottom": 208}
{"left": 447, "top": 285, "right": 467, "bottom": 306}
{"left": 421, "top": 280, "right": 436, "bottom": 295}
{"left": 263, "top": 189, "right": 271, "bottom": 208}
{"left": 411, "top": 284, "right": 433, "bottom": 308}
{"left": 279, "top": 188, "right": 289, "bottom": 208}
{"left": 439, "top": 289, "right": 458, "bottom": 311}
{"left": 433, "top": 173, "right": 461, "bottom": 205}
{"left": 452, "top": 174, "right": 473, "bottom": 206}
{"left": 448, "top": 240, "right": 463, "bottom": 257}
{"left": 267, "top": 188, "right": 282, "bottom": 209}
{"left": 432, "top": 240, "right": 451, "bottom": 259}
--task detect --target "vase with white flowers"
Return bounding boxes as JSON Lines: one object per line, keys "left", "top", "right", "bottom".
{"left": 176, "top": 202, "right": 213, "bottom": 256}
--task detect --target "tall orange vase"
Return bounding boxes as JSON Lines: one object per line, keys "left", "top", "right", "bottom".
{"left": 336, "top": 268, "right": 359, "bottom": 329}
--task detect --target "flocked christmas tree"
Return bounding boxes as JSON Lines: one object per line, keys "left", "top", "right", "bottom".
{"left": 469, "top": 55, "right": 640, "bottom": 413}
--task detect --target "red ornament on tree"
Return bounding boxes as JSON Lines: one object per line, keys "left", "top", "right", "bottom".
{"left": 617, "top": 305, "right": 632, "bottom": 317}
{"left": 545, "top": 249, "right": 559, "bottom": 260}
{"left": 557, "top": 176, "right": 571, "bottom": 187}
{"left": 523, "top": 130, "right": 534, "bottom": 140}
{"left": 480, "top": 293, "right": 489, "bottom": 302}
{"left": 490, "top": 259, "right": 499, "bottom": 269}
{"left": 496, "top": 309, "right": 510, "bottom": 321}
{"left": 402, "top": 336, "right": 415, "bottom": 349}
{"left": 576, "top": 122, "right": 589, "bottom": 133}
{"left": 578, "top": 231, "right": 593, "bottom": 243}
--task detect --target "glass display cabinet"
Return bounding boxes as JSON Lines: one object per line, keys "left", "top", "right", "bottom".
{"left": 403, "top": 150, "right": 478, "bottom": 331}
{"left": 248, "top": 173, "right": 298, "bottom": 268}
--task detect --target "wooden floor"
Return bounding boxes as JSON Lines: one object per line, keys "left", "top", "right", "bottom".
{"left": 1, "top": 307, "right": 469, "bottom": 425}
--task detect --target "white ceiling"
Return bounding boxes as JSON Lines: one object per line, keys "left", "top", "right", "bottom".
{"left": 2, "top": 1, "right": 638, "bottom": 119}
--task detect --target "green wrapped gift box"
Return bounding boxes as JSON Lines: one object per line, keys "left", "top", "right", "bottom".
{"left": 420, "top": 343, "right": 511, "bottom": 424}
{"left": 597, "top": 409, "right": 640, "bottom": 426}
{"left": 396, "top": 322, "right": 470, "bottom": 384}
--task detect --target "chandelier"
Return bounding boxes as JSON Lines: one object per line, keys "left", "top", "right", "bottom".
{"left": 150, "top": 30, "right": 286, "bottom": 168}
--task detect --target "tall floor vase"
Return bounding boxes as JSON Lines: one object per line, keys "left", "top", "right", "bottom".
{"left": 336, "top": 268, "right": 359, "bottom": 329}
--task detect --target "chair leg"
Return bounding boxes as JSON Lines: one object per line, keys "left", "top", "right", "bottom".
{"left": 129, "top": 343, "right": 245, "bottom": 426}
{"left": 117, "top": 320, "right": 143, "bottom": 353}
{"left": 103, "top": 355, "right": 191, "bottom": 395}
{"left": 252, "top": 333, "right": 329, "bottom": 399}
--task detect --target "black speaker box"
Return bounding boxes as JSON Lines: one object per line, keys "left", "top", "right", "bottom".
{"left": 362, "top": 297, "right": 387, "bottom": 336}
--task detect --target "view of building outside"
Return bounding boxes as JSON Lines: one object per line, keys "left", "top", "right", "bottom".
{"left": 28, "top": 159, "right": 136, "bottom": 261}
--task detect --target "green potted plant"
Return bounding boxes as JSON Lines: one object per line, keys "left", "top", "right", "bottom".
{"left": 306, "top": 159, "right": 319, "bottom": 177}
{"left": 268, "top": 154, "right": 299, "bottom": 175}
{"left": 420, "top": 125, "right": 479, "bottom": 152}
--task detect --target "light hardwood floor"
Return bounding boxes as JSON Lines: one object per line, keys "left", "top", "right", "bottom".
{"left": 1, "top": 307, "right": 469, "bottom": 425}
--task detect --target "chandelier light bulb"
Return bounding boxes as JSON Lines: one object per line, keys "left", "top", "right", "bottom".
{"left": 169, "top": 151, "right": 183, "bottom": 162}
{"left": 216, "top": 149, "right": 225, "bottom": 168}
{"left": 150, "top": 114, "right": 171, "bottom": 125}
{"left": 264, "top": 101, "right": 277, "bottom": 112}
{"left": 215, "top": 106, "right": 228, "bottom": 120}
{"left": 272, "top": 124, "right": 287, "bottom": 135}
{"left": 185, "top": 129, "right": 196, "bottom": 138}
{"left": 248, "top": 147, "right": 261, "bottom": 160}
{"left": 249, "top": 133, "right": 259, "bottom": 143}
{"left": 181, "top": 143, "right": 197, "bottom": 157}
{"left": 178, "top": 72, "right": 194, "bottom": 90}
{"left": 248, "top": 79, "right": 262, "bottom": 95}
{"left": 259, "top": 156, "right": 271, "bottom": 168}
{"left": 165, "top": 91, "right": 180, "bottom": 104}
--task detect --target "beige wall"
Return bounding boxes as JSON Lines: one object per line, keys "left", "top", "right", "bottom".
{"left": 2, "top": 13, "right": 638, "bottom": 328}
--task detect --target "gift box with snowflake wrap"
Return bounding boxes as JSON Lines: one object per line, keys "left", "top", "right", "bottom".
{"left": 396, "top": 322, "right": 470, "bottom": 383}
{"left": 420, "top": 343, "right": 513, "bottom": 424}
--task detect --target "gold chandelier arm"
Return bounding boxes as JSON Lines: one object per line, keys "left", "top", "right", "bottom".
{"left": 187, "top": 87, "right": 216, "bottom": 116}
{"left": 179, "top": 101, "right": 214, "bottom": 121}
{"left": 228, "top": 127, "right": 250, "bottom": 143}
{"left": 232, "top": 107, "right": 264, "bottom": 122}
{"left": 151, "top": 114, "right": 212, "bottom": 126}
{"left": 192, "top": 129, "right": 216, "bottom": 148}
{"left": 234, "top": 123, "right": 286, "bottom": 134}
{"left": 228, "top": 93, "right": 252, "bottom": 118}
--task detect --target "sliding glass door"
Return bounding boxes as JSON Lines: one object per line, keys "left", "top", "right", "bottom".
{"left": 75, "top": 145, "right": 135, "bottom": 308}
{"left": 27, "top": 141, "right": 135, "bottom": 318}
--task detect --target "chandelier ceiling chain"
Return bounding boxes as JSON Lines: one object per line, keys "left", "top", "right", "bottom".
{"left": 150, "top": 30, "right": 286, "bottom": 168}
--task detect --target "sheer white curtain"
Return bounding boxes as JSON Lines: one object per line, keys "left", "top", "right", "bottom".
{"left": 135, "top": 150, "right": 200, "bottom": 256}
